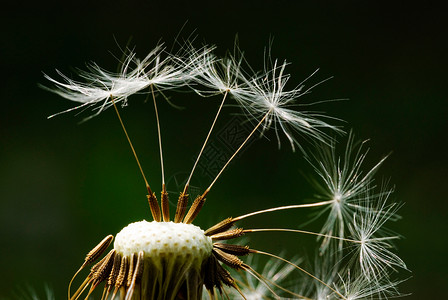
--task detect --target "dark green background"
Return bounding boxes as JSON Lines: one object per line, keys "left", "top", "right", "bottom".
{"left": 1, "top": 1, "right": 446, "bottom": 299}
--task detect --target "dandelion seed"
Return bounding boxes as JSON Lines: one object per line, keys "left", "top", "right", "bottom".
{"left": 181, "top": 42, "right": 343, "bottom": 152}
{"left": 347, "top": 190, "right": 407, "bottom": 283}
{"left": 42, "top": 44, "right": 190, "bottom": 120}
{"left": 305, "top": 132, "right": 389, "bottom": 253}
{"left": 233, "top": 58, "right": 343, "bottom": 152}
{"left": 186, "top": 44, "right": 252, "bottom": 99}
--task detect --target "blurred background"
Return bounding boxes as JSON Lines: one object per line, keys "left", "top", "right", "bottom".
{"left": 1, "top": 1, "right": 446, "bottom": 298}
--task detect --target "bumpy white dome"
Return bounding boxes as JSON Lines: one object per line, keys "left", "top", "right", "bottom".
{"left": 114, "top": 220, "right": 213, "bottom": 262}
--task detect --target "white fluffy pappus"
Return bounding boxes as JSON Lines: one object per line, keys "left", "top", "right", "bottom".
{"left": 233, "top": 58, "right": 344, "bottom": 152}
{"left": 305, "top": 132, "right": 390, "bottom": 253}
{"left": 42, "top": 44, "right": 191, "bottom": 120}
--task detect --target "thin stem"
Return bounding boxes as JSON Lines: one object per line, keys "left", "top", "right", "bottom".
{"left": 151, "top": 85, "right": 170, "bottom": 221}
{"left": 233, "top": 200, "right": 335, "bottom": 222}
{"left": 151, "top": 84, "right": 165, "bottom": 186}
{"left": 204, "top": 109, "right": 271, "bottom": 194}
{"left": 183, "top": 90, "right": 228, "bottom": 194}
{"left": 111, "top": 97, "right": 153, "bottom": 195}
{"left": 251, "top": 249, "right": 346, "bottom": 300}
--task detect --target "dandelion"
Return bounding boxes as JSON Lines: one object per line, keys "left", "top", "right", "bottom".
{"left": 42, "top": 37, "right": 408, "bottom": 299}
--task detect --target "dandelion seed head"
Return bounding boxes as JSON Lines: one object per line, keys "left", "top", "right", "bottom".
{"left": 114, "top": 220, "right": 213, "bottom": 263}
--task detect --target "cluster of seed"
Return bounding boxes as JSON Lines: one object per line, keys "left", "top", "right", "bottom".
{"left": 47, "top": 36, "right": 407, "bottom": 299}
